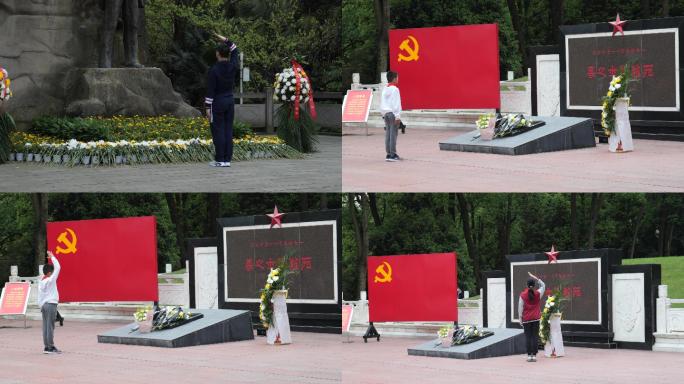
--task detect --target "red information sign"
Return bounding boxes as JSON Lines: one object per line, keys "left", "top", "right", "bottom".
{"left": 367, "top": 253, "right": 458, "bottom": 322}
{"left": 46, "top": 216, "right": 159, "bottom": 302}
{"left": 342, "top": 89, "right": 373, "bottom": 123}
{"left": 390, "top": 24, "right": 500, "bottom": 110}
{"left": 342, "top": 304, "right": 354, "bottom": 333}
{"left": 0, "top": 282, "right": 31, "bottom": 315}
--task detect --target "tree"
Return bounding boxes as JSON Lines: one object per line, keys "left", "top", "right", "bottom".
{"left": 31, "top": 193, "right": 48, "bottom": 274}
{"left": 348, "top": 193, "right": 370, "bottom": 295}
{"left": 374, "top": 0, "right": 390, "bottom": 81}
{"left": 456, "top": 193, "right": 479, "bottom": 286}
{"left": 587, "top": 193, "right": 604, "bottom": 249}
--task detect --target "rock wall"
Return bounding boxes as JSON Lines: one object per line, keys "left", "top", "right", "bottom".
{"left": 0, "top": 0, "right": 102, "bottom": 127}
{"left": 0, "top": 1, "right": 195, "bottom": 127}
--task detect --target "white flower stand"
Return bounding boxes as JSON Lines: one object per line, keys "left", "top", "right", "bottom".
{"left": 544, "top": 313, "right": 565, "bottom": 357}
{"left": 266, "top": 290, "right": 292, "bottom": 345}
{"left": 609, "top": 97, "right": 634, "bottom": 152}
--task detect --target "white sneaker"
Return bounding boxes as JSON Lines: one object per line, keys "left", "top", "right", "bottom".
{"left": 526, "top": 355, "right": 533, "bottom": 362}
{"left": 209, "top": 161, "right": 222, "bottom": 167}
{"left": 220, "top": 162, "right": 231, "bottom": 167}
{"left": 531, "top": 355, "right": 537, "bottom": 362}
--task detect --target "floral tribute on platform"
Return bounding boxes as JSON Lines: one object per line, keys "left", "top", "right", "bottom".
{"left": 273, "top": 60, "right": 318, "bottom": 153}
{"left": 8, "top": 116, "right": 302, "bottom": 166}
{"left": 476, "top": 113, "right": 545, "bottom": 140}
{"left": 539, "top": 289, "right": 563, "bottom": 344}
{"left": 133, "top": 305, "right": 203, "bottom": 333}
{"left": 601, "top": 66, "right": 631, "bottom": 136}
{"left": 436, "top": 324, "right": 494, "bottom": 347}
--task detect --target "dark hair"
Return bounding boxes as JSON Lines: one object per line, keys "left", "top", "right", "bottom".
{"left": 386, "top": 71, "right": 397, "bottom": 83}
{"left": 527, "top": 279, "right": 535, "bottom": 300}
{"left": 215, "top": 42, "right": 231, "bottom": 59}
{"left": 43, "top": 264, "right": 54, "bottom": 275}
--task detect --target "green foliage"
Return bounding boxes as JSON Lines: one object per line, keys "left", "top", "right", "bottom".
{"left": 0, "top": 112, "right": 15, "bottom": 162}
{"left": 343, "top": 193, "right": 684, "bottom": 299}
{"left": 31, "top": 116, "right": 111, "bottom": 142}
{"left": 145, "top": 0, "right": 341, "bottom": 96}
{"left": 624, "top": 256, "right": 684, "bottom": 299}
{"left": 275, "top": 104, "right": 318, "bottom": 153}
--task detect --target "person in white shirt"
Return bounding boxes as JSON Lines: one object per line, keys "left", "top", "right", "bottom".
{"left": 380, "top": 71, "right": 402, "bottom": 162}
{"left": 39, "top": 251, "right": 62, "bottom": 354}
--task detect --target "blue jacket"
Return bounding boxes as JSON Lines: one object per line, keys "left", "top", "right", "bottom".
{"left": 205, "top": 47, "right": 240, "bottom": 108}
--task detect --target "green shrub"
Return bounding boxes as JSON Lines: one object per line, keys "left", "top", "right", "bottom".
{"left": 31, "top": 116, "right": 110, "bottom": 142}
{"left": 233, "top": 120, "right": 253, "bottom": 139}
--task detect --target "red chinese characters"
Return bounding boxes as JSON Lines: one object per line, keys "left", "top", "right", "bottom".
{"left": 586, "top": 64, "right": 654, "bottom": 79}
{"left": 245, "top": 256, "right": 314, "bottom": 272}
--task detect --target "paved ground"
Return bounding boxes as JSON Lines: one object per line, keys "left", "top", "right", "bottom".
{"left": 342, "top": 128, "right": 684, "bottom": 192}
{"left": 1, "top": 320, "right": 682, "bottom": 384}
{"left": 0, "top": 136, "right": 340, "bottom": 193}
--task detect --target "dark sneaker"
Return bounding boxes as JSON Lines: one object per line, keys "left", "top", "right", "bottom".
{"left": 50, "top": 347, "right": 62, "bottom": 354}
{"left": 43, "top": 347, "right": 53, "bottom": 354}
{"left": 390, "top": 154, "right": 401, "bottom": 161}
{"left": 385, "top": 154, "right": 391, "bottom": 162}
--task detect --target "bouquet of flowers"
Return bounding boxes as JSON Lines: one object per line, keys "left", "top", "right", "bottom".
{"left": 539, "top": 290, "right": 563, "bottom": 344}
{"left": 448, "top": 325, "right": 494, "bottom": 346}
{"left": 273, "top": 60, "right": 318, "bottom": 153}
{"left": 0, "top": 67, "right": 12, "bottom": 102}
{"left": 0, "top": 67, "right": 15, "bottom": 163}
{"left": 601, "top": 65, "right": 631, "bottom": 136}
{"left": 133, "top": 305, "right": 153, "bottom": 333}
{"left": 152, "top": 306, "right": 197, "bottom": 331}
{"left": 493, "top": 113, "right": 537, "bottom": 138}
{"left": 476, "top": 114, "right": 494, "bottom": 130}
{"left": 259, "top": 254, "right": 295, "bottom": 328}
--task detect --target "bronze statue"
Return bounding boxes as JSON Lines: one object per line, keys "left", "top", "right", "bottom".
{"left": 99, "top": 0, "right": 145, "bottom": 68}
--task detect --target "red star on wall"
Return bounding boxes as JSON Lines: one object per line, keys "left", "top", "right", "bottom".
{"left": 545, "top": 245, "right": 559, "bottom": 264}
{"left": 610, "top": 14, "right": 627, "bottom": 36}
{"left": 267, "top": 205, "right": 285, "bottom": 229}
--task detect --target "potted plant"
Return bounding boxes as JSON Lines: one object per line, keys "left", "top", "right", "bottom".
{"left": 260, "top": 254, "right": 296, "bottom": 345}
{"left": 540, "top": 290, "right": 565, "bottom": 357}
{"left": 601, "top": 66, "right": 634, "bottom": 153}
{"left": 437, "top": 326, "right": 454, "bottom": 347}
{"left": 476, "top": 113, "right": 495, "bottom": 140}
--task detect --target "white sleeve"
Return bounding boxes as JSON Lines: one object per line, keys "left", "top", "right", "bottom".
{"left": 394, "top": 88, "right": 402, "bottom": 120}
{"left": 51, "top": 255, "right": 61, "bottom": 281}
{"left": 518, "top": 297, "right": 524, "bottom": 322}
{"left": 537, "top": 279, "right": 545, "bottom": 298}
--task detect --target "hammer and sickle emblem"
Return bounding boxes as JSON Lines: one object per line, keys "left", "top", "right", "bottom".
{"left": 55, "top": 228, "right": 77, "bottom": 255}
{"left": 374, "top": 261, "right": 393, "bottom": 283}
{"left": 398, "top": 35, "right": 420, "bottom": 62}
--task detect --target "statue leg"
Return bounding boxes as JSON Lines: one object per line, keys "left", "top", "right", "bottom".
{"left": 100, "top": 0, "right": 125, "bottom": 68}
{"left": 123, "top": 0, "right": 144, "bottom": 68}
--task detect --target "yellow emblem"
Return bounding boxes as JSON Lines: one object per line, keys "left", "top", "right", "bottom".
{"left": 398, "top": 35, "right": 420, "bottom": 62}
{"left": 374, "top": 261, "right": 393, "bottom": 283}
{"left": 55, "top": 228, "right": 78, "bottom": 255}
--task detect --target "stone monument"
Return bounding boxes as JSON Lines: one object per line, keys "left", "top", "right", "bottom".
{"left": 0, "top": 0, "right": 199, "bottom": 128}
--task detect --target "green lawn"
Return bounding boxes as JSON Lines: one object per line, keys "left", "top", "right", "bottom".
{"left": 623, "top": 256, "right": 684, "bottom": 301}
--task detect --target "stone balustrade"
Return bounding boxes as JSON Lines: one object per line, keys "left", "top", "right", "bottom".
{"left": 654, "top": 285, "right": 684, "bottom": 352}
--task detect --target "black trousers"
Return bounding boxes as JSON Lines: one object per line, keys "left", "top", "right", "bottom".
{"left": 211, "top": 95, "right": 235, "bottom": 163}
{"left": 523, "top": 320, "right": 540, "bottom": 355}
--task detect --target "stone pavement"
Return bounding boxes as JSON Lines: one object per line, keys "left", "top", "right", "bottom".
{"left": 342, "top": 128, "right": 684, "bottom": 192}
{"left": 0, "top": 136, "right": 340, "bottom": 193}
{"left": 2, "top": 319, "right": 682, "bottom": 384}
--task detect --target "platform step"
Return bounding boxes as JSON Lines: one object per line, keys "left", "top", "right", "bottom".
{"left": 564, "top": 341, "right": 618, "bottom": 349}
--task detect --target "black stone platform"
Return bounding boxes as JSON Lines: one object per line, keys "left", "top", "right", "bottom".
{"left": 407, "top": 328, "right": 525, "bottom": 360}
{"left": 439, "top": 116, "right": 596, "bottom": 155}
{"left": 97, "top": 309, "right": 254, "bottom": 348}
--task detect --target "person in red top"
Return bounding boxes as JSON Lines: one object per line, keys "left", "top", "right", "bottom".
{"left": 518, "top": 272, "right": 545, "bottom": 362}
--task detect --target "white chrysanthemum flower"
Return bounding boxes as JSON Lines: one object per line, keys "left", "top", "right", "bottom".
{"left": 282, "top": 95, "right": 287, "bottom": 100}
{"left": 291, "top": 95, "right": 296, "bottom": 101}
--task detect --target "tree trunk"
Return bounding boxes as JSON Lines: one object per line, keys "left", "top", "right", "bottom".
{"left": 32, "top": 193, "right": 48, "bottom": 274}
{"left": 368, "top": 193, "right": 383, "bottom": 226}
{"left": 165, "top": 193, "right": 186, "bottom": 269}
{"left": 570, "top": 193, "right": 579, "bottom": 249}
{"left": 348, "top": 193, "right": 370, "bottom": 299}
{"left": 548, "top": 0, "right": 564, "bottom": 45}
{"left": 299, "top": 194, "right": 310, "bottom": 211}
{"left": 587, "top": 193, "right": 604, "bottom": 249}
{"left": 506, "top": 0, "right": 526, "bottom": 63}
{"left": 205, "top": 193, "right": 220, "bottom": 237}
{"left": 457, "top": 194, "right": 479, "bottom": 288}
{"left": 629, "top": 204, "right": 647, "bottom": 259}
{"left": 663, "top": 0, "right": 670, "bottom": 17}
{"left": 641, "top": 0, "right": 651, "bottom": 18}
{"left": 657, "top": 195, "right": 667, "bottom": 256}
{"left": 374, "top": 0, "right": 390, "bottom": 81}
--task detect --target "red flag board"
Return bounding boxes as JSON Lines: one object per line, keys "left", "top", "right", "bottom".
{"left": 367, "top": 253, "right": 457, "bottom": 322}
{"left": 0, "top": 282, "right": 31, "bottom": 315}
{"left": 46, "top": 216, "right": 158, "bottom": 302}
{"left": 342, "top": 89, "right": 373, "bottom": 123}
{"left": 389, "top": 24, "right": 500, "bottom": 110}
